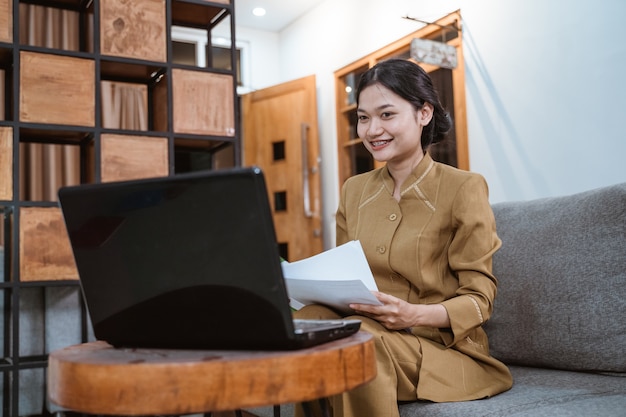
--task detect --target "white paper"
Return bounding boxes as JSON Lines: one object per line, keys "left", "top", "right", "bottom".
{"left": 282, "top": 241, "right": 382, "bottom": 313}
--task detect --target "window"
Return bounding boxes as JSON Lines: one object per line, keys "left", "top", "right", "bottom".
{"left": 171, "top": 26, "right": 248, "bottom": 92}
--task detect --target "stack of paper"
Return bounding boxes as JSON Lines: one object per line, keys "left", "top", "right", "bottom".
{"left": 281, "top": 240, "right": 382, "bottom": 314}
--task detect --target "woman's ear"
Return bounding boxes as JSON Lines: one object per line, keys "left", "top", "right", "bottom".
{"left": 419, "top": 103, "right": 434, "bottom": 126}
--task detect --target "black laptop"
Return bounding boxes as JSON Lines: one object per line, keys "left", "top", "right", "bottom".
{"left": 57, "top": 166, "right": 360, "bottom": 350}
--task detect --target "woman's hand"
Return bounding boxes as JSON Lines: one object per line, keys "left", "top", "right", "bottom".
{"left": 349, "top": 291, "right": 451, "bottom": 330}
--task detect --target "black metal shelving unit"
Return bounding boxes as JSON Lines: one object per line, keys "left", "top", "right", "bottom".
{"left": 0, "top": 1, "right": 239, "bottom": 416}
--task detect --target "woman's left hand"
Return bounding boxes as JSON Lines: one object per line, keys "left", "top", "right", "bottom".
{"left": 349, "top": 291, "right": 450, "bottom": 330}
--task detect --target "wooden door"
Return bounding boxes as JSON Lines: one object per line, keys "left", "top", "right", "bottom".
{"left": 242, "top": 75, "right": 322, "bottom": 262}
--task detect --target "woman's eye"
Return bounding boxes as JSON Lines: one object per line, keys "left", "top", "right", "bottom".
{"left": 381, "top": 112, "right": 393, "bottom": 119}
{"left": 357, "top": 115, "right": 368, "bottom": 122}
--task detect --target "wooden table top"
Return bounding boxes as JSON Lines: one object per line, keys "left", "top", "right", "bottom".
{"left": 47, "top": 331, "right": 376, "bottom": 415}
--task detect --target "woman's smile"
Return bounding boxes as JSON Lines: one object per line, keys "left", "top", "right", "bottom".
{"left": 370, "top": 138, "right": 393, "bottom": 149}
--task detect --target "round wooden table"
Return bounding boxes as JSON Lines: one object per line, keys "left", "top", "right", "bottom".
{"left": 47, "top": 332, "right": 376, "bottom": 416}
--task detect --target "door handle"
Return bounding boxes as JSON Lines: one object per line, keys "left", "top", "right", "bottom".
{"left": 301, "top": 122, "right": 313, "bottom": 218}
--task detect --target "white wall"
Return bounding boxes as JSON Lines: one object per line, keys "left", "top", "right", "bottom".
{"left": 237, "top": 0, "right": 626, "bottom": 249}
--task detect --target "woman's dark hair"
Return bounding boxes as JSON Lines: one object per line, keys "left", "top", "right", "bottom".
{"left": 356, "top": 58, "right": 452, "bottom": 150}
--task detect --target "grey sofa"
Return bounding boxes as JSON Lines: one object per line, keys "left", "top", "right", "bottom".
{"left": 250, "top": 182, "right": 626, "bottom": 417}
{"left": 399, "top": 181, "right": 626, "bottom": 416}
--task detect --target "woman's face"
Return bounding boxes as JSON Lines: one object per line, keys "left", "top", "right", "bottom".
{"left": 356, "top": 83, "right": 432, "bottom": 168}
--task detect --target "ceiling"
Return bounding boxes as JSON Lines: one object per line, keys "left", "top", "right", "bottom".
{"left": 233, "top": 0, "right": 326, "bottom": 32}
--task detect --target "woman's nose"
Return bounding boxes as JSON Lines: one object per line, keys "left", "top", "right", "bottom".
{"left": 367, "top": 118, "right": 383, "bottom": 137}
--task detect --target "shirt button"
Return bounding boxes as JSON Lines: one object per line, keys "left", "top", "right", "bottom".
{"left": 389, "top": 213, "right": 397, "bottom": 221}
{"left": 377, "top": 245, "right": 386, "bottom": 254}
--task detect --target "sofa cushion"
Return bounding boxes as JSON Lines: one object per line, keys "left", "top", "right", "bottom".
{"left": 399, "top": 366, "right": 626, "bottom": 417}
{"left": 485, "top": 183, "right": 626, "bottom": 372}
{"left": 248, "top": 367, "right": 626, "bottom": 417}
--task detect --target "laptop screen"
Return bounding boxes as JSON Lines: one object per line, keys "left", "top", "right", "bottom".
{"left": 59, "top": 167, "right": 296, "bottom": 349}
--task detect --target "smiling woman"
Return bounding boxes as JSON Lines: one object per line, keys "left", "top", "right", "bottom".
{"left": 294, "top": 58, "right": 512, "bottom": 417}
{"left": 355, "top": 60, "right": 452, "bottom": 197}
{"left": 356, "top": 82, "right": 435, "bottom": 196}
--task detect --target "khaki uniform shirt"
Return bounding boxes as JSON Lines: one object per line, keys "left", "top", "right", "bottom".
{"left": 336, "top": 153, "right": 513, "bottom": 401}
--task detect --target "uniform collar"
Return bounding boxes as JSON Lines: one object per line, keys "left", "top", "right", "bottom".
{"left": 380, "top": 153, "right": 435, "bottom": 196}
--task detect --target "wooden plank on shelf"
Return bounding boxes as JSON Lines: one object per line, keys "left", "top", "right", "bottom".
{"left": 19, "top": 207, "right": 78, "bottom": 282}
{"left": 101, "top": 134, "right": 169, "bottom": 182}
{"left": 0, "top": 127, "right": 11, "bottom": 200}
{"left": 20, "top": 51, "right": 95, "bottom": 127}
{"left": 172, "top": 69, "right": 234, "bottom": 136}
{"left": 100, "top": 0, "right": 166, "bottom": 62}
{"left": 0, "top": 0, "right": 11, "bottom": 43}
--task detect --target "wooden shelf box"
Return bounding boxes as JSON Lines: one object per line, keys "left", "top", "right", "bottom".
{"left": 19, "top": 51, "right": 95, "bottom": 127}
{"left": 100, "top": 0, "right": 166, "bottom": 62}
{"left": 172, "top": 69, "right": 235, "bottom": 136}
{"left": 101, "top": 134, "right": 169, "bottom": 182}
{"left": 99, "top": 59, "right": 169, "bottom": 132}
{"left": 0, "top": 127, "right": 11, "bottom": 200}
{"left": 19, "top": 207, "right": 78, "bottom": 282}
{"left": 0, "top": 0, "right": 11, "bottom": 43}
